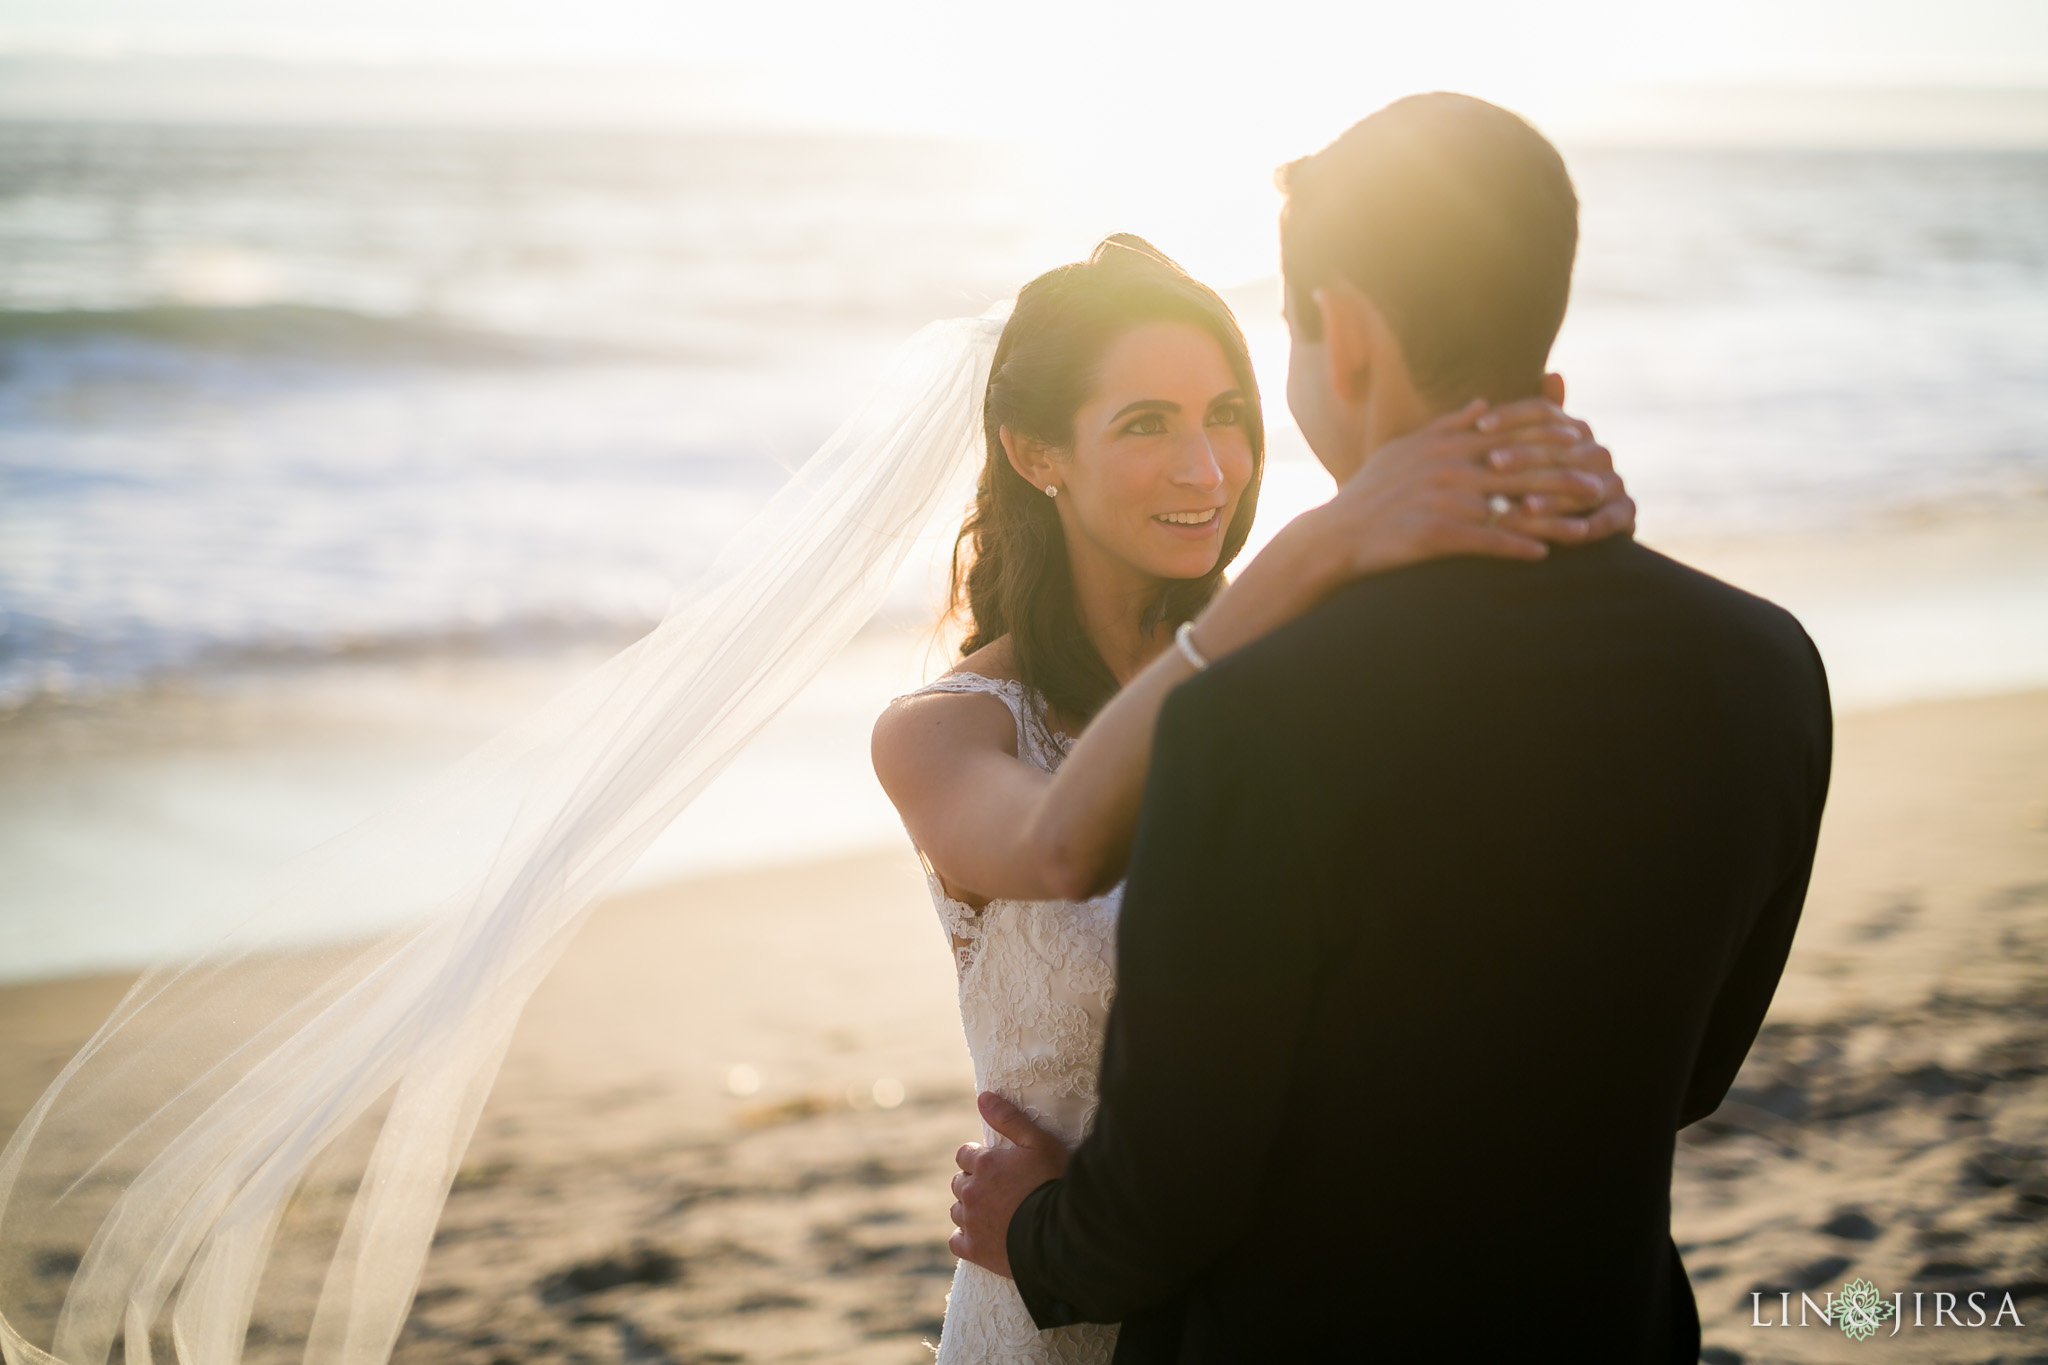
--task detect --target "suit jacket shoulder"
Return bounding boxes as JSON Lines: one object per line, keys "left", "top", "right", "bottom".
{"left": 1191, "top": 538, "right": 1827, "bottom": 751}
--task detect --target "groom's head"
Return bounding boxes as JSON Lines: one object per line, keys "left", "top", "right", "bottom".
{"left": 1279, "top": 93, "right": 1578, "bottom": 479}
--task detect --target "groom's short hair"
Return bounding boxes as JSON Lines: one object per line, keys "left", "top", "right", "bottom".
{"left": 1279, "top": 93, "right": 1578, "bottom": 406}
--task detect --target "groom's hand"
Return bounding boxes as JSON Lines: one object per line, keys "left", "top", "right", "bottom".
{"left": 948, "top": 1091, "right": 1069, "bottom": 1279}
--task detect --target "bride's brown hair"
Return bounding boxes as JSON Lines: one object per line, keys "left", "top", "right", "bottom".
{"left": 951, "top": 234, "right": 1265, "bottom": 724}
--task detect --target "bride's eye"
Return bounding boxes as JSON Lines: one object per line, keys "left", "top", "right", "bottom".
{"left": 1124, "top": 413, "right": 1168, "bottom": 436}
{"left": 1207, "top": 402, "right": 1243, "bottom": 427}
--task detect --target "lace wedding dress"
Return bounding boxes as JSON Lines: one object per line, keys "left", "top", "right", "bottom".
{"left": 902, "top": 672, "right": 1123, "bottom": 1365}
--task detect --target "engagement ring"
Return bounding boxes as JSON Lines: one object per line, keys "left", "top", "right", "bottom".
{"left": 1486, "top": 494, "right": 1513, "bottom": 525}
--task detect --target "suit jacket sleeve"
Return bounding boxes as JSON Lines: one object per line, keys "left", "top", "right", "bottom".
{"left": 1678, "top": 634, "right": 1834, "bottom": 1129}
{"left": 1007, "top": 665, "right": 1324, "bottom": 1327}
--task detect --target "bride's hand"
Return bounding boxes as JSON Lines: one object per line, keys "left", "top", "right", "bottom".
{"left": 1476, "top": 395, "right": 1633, "bottom": 542}
{"left": 1319, "top": 394, "right": 1634, "bottom": 577}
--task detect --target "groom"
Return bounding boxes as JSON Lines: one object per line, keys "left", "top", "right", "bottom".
{"left": 947, "top": 94, "right": 1833, "bottom": 1361}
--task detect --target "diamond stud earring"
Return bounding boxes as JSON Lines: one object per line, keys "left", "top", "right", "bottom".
{"left": 1044, "top": 484, "right": 1058, "bottom": 498}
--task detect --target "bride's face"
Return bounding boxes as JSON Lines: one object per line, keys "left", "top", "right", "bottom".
{"left": 1048, "top": 321, "right": 1255, "bottom": 585}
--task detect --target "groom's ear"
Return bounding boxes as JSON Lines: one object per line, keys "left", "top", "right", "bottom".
{"left": 1314, "top": 280, "right": 1380, "bottom": 406}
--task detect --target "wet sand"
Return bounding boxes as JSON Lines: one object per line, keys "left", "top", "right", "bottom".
{"left": 3, "top": 690, "right": 2044, "bottom": 1363}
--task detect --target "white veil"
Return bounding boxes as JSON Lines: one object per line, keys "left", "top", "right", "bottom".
{"left": 0, "top": 307, "right": 1008, "bottom": 1365}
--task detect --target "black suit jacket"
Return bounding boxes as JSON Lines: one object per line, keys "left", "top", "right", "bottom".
{"left": 1007, "top": 539, "right": 1832, "bottom": 1363}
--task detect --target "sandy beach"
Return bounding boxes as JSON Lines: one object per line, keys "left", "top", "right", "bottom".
{"left": 3, "top": 688, "right": 2044, "bottom": 1364}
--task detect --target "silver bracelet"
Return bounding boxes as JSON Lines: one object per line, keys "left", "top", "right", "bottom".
{"left": 1173, "top": 620, "right": 1210, "bottom": 672}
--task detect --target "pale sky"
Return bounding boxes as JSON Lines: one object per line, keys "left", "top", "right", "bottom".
{"left": 5, "top": 1, "right": 2047, "bottom": 91}
{"left": 0, "top": 0, "right": 2041, "bottom": 72}
{"left": 5, "top": 0, "right": 2046, "bottom": 287}
{"left": 6, "top": 3, "right": 2046, "bottom": 150}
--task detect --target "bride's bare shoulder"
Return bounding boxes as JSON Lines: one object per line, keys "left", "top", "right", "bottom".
{"left": 950, "top": 635, "right": 1021, "bottom": 684}
{"left": 870, "top": 636, "right": 1021, "bottom": 786}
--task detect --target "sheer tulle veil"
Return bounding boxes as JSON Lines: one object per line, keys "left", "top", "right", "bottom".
{"left": 0, "top": 306, "right": 1009, "bottom": 1365}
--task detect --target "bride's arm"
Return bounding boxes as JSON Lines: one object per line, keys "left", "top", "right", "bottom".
{"left": 875, "top": 398, "right": 1632, "bottom": 905}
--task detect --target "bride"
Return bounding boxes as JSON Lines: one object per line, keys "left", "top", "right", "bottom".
{"left": 871, "top": 235, "right": 1633, "bottom": 1362}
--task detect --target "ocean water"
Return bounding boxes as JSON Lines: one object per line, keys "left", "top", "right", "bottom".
{"left": 3, "top": 124, "right": 2047, "bottom": 979}
{"left": 0, "top": 125, "right": 1075, "bottom": 705}
{"left": 3, "top": 126, "right": 2046, "bottom": 706}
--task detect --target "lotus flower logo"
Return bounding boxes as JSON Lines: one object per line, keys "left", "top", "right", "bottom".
{"left": 1835, "top": 1278, "right": 1896, "bottom": 1341}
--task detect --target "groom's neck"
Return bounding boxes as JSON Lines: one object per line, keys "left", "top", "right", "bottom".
{"left": 1347, "top": 385, "right": 1438, "bottom": 479}
{"left": 1359, "top": 373, "right": 1545, "bottom": 473}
